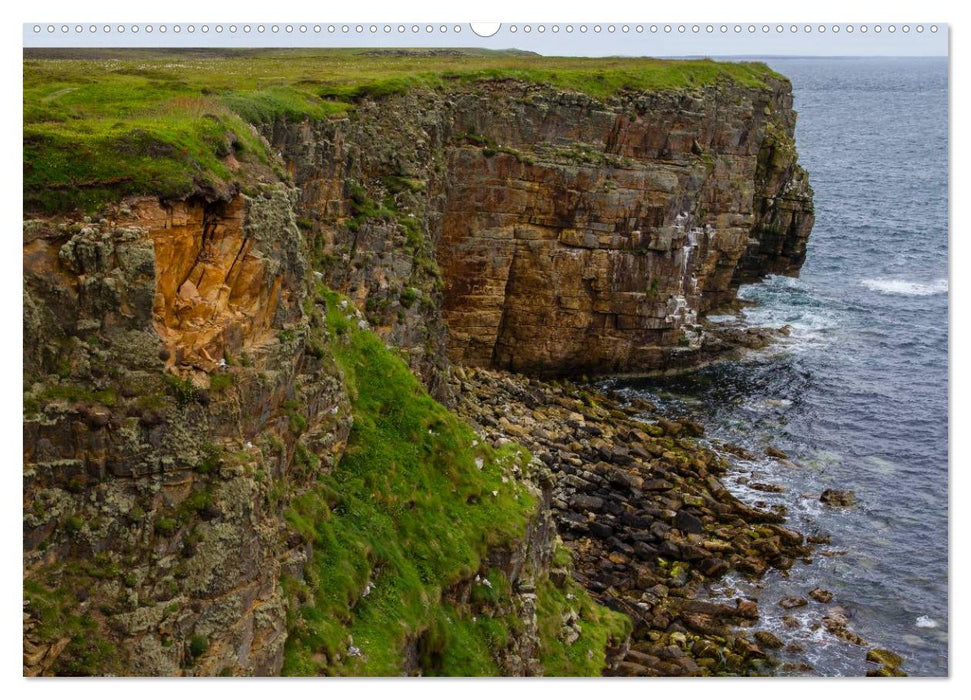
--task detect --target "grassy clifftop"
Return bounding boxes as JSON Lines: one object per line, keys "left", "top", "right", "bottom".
{"left": 24, "top": 48, "right": 783, "bottom": 214}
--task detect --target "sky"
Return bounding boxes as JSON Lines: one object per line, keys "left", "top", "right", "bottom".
{"left": 22, "top": 22, "right": 948, "bottom": 57}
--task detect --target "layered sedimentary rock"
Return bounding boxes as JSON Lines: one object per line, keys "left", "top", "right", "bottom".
{"left": 438, "top": 85, "right": 812, "bottom": 375}
{"left": 268, "top": 78, "right": 813, "bottom": 379}
{"left": 23, "top": 187, "right": 351, "bottom": 675}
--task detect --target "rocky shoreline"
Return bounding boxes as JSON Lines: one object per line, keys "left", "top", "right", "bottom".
{"left": 451, "top": 366, "right": 905, "bottom": 676}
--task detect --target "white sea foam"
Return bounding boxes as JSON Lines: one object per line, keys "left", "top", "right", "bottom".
{"left": 860, "top": 278, "right": 948, "bottom": 296}
{"left": 916, "top": 615, "right": 938, "bottom": 629}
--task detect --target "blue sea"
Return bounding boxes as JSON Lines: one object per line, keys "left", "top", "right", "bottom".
{"left": 606, "top": 57, "right": 948, "bottom": 676}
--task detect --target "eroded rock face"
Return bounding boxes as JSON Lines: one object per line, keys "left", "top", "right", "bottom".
{"left": 21, "top": 184, "right": 603, "bottom": 678}
{"left": 268, "top": 79, "right": 813, "bottom": 379}
{"left": 23, "top": 187, "right": 352, "bottom": 676}
{"left": 144, "top": 194, "right": 305, "bottom": 370}
{"left": 438, "top": 85, "right": 813, "bottom": 374}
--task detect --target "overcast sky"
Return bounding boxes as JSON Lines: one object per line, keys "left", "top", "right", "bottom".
{"left": 23, "top": 22, "right": 948, "bottom": 57}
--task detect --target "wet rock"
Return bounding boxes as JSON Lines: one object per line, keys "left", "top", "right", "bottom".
{"left": 769, "top": 524, "right": 805, "bottom": 546}
{"left": 866, "top": 648, "right": 904, "bottom": 668}
{"left": 866, "top": 666, "right": 907, "bottom": 677}
{"left": 656, "top": 418, "right": 683, "bottom": 437}
{"left": 720, "top": 443, "right": 758, "bottom": 461}
{"left": 749, "top": 482, "right": 786, "bottom": 494}
{"left": 733, "top": 636, "right": 766, "bottom": 658}
{"left": 765, "top": 445, "right": 789, "bottom": 460}
{"left": 865, "top": 648, "right": 907, "bottom": 677}
{"left": 779, "top": 597, "right": 808, "bottom": 610}
{"left": 736, "top": 600, "right": 759, "bottom": 619}
{"left": 808, "top": 587, "right": 834, "bottom": 603}
{"left": 822, "top": 607, "right": 867, "bottom": 646}
{"left": 754, "top": 631, "right": 784, "bottom": 649}
{"left": 738, "top": 557, "right": 769, "bottom": 577}
{"left": 674, "top": 510, "right": 704, "bottom": 535}
{"left": 819, "top": 489, "right": 856, "bottom": 507}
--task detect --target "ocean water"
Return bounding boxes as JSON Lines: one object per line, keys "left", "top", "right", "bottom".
{"left": 606, "top": 57, "right": 948, "bottom": 676}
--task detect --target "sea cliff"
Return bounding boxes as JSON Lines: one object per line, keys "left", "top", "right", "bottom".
{"left": 23, "top": 49, "right": 814, "bottom": 676}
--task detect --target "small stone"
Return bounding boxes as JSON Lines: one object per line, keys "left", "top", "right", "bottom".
{"left": 736, "top": 600, "right": 759, "bottom": 619}
{"left": 697, "top": 558, "right": 729, "bottom": 577}
{"left": 779, "top": 597, "right": 808, "bottom": 610}
{"left": 820, "top": 489, "right": 856, "bottom": 507}
{"left": 866, "top": 648, "right": 904, "bottom": 669}
{"left": 808, "top": 587, "right": 834, "bottom": 603}
{"left": 674, "top": 509, "right": 704, "bottom": 535}
{"left": 866, "top": 666, "right": 907, "bottom": 677}
{"left": 643, "top": 479, "right": 674, "bottom": 491}
{"left": 754, "top": 631, "right": 784, "bottom": 649}
{"left": 589, "top": 521, "right": 614, "bottom": 539}
{"left": 570, "top": 494, "right": 605, "bottom": 512}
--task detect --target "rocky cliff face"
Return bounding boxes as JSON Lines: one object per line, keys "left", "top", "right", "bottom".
{"left": 23, "top": 69, "right": 812, "bottom": 676}
{"left": 268, "top": 78, "right": 812, "bottom": 380}
{"left": 24, "top": 187, "right": 352, "bottom": 675}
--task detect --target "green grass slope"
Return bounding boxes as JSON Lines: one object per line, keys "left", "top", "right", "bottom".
{"left": 280, "top": 288, "right": 628, "bottom": 675}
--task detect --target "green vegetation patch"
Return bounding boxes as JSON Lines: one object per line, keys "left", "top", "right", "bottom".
{"left": 281, "top": 289, "right": 538, "bottom": 675}
{"left": 281, "top": 288, "right": 629, "bottom": 675}
{"left": 23, "top": 578, "right": 124, "bottom": 676}
{"left": 535, "top": 572, "right": 631, "bottom": 676}
{"left": 37, "top": 383, "right": 117, "bottom": 407}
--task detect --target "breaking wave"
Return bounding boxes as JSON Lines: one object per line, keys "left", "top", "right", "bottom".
{"left": 860, "top": 278, "right": 948, "bottom": 296}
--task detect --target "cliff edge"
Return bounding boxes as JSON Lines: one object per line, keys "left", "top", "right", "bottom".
{"left": 267, "top": 76, "right": 813, "bottom": 382}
